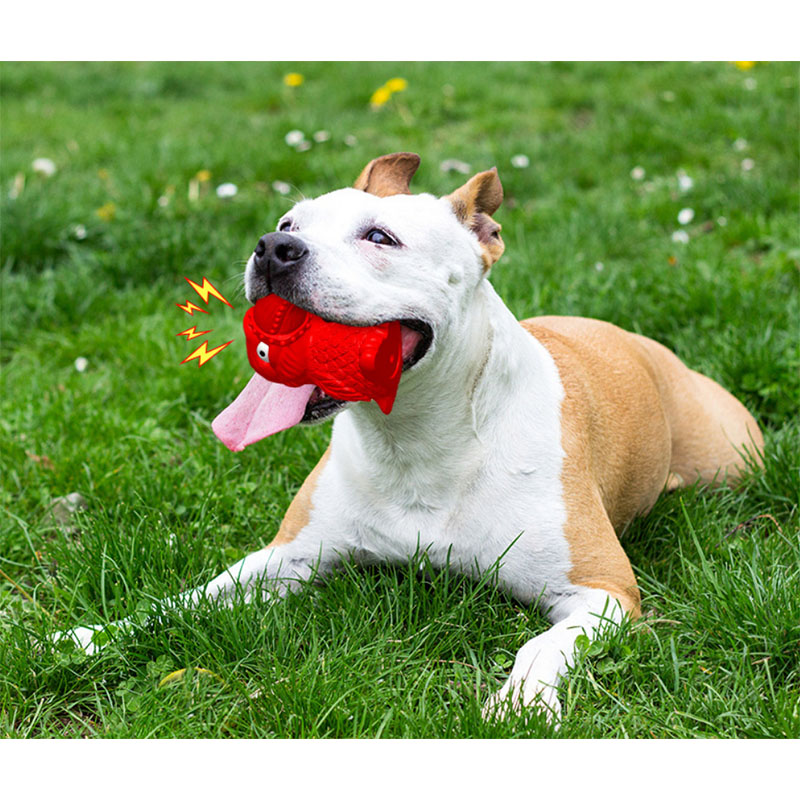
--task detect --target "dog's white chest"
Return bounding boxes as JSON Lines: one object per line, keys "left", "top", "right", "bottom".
{"left": 307, "top": 317, "right": 575, "bottom": 603}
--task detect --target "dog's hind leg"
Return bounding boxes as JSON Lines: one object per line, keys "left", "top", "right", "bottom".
{"left": 632, "top": 334, "right": 764, "bottom": 487}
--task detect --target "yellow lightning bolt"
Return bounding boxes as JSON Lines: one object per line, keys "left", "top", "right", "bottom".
{"left": 177, "top": 325, "right": 212, "bottom": 341}
{"left": 185, "top": 277, "right": 233, "bottom": 308}
{"left": 180, "top": 339, "right": 234, "bottom": 367}
{"left": 176, "top": 300, "right": 209, "bottom": 316}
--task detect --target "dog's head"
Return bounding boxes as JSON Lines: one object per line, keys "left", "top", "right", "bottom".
{"left": 238, "top": 153, "right": 504, "bottom": 427}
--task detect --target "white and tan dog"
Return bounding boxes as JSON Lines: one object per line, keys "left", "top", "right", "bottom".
{"left": 67, "top": 153, "right": 763, "bottom": 721}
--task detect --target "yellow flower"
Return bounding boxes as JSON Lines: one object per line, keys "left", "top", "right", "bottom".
{"left": 97, "top": 168, "right": 110, "bottom": 181}
{"left": 195, "top": 169, "right": 212, "bottom": 182}
{"left": 370, "top": 87, "right": 392, "bottom": 108}
{"left": 384, "top": 77, "right": 408, "bottom": 93}
{"left": 283, "top": 72, "right": 304, "bottom": 87}
{"left": 733, "top": 61, "right": 756, "bottom": 70}
{"left": 96, "top": 202, "right": 116, "bottom": 221}
{"left": 158, "top": 667, "right": 223, "bottom": 687}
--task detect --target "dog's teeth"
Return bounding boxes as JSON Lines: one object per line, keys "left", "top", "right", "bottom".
{"left": 308, "top": 387, "right": 330, "bottom": 405}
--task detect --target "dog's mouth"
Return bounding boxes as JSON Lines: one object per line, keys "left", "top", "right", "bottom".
{"left": 212, "top": 313, "right": 434, "bottom": 451}
{"left": 301, "top": 318, "right": 433, "bottom": 423}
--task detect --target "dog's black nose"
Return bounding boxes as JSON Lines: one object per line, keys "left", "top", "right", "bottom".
{"left": 253, "top": 232, "right": 309, "bottom": 283}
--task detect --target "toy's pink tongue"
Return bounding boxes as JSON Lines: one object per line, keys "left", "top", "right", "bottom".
{"left": 212, "top": 375, "right": 315, "bottom": 452}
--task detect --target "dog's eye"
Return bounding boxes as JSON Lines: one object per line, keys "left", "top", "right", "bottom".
{"left": 278, "top": 219, "right": 292, "bottom": 232}
{"left": 364, "top": 228, "right": 398, "bottom": 247}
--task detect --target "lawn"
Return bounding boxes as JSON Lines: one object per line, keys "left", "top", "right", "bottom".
{"left": 1, "top": 61, "right": 798, "bottom": 738}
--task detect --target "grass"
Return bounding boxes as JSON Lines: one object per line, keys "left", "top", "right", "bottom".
{"left": 1, "top": 61, "right": 798, "bottom": 738}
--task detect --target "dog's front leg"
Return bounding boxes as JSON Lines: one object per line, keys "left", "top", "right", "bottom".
{"left": 60, "top": 449, "right": 340, "bottom": 653}
{"left": 484, "top": 586, "right": 631, "bottom": 724}
{"left": 182, "top": 533, "right": 334, "bottom": 606}
{"left": 60, "top": 530, "right": 339, "bottom": 654}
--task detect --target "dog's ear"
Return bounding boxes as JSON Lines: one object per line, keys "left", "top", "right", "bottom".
{"left": 446, "top": 168, "right": 505, "bottom": 272}
{"left": 354, "top": 152, "right": 421, "bottom": 197}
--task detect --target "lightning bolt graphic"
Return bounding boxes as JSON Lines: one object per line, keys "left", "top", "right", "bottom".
{"left": 185, "top": 277, "right": 233, "bottom": 308}
{"left": 176, "top": 300, "right": 209, "bottom": 316}
{"left": 180, "top": 339, "right": 234, "bottom": 367}
{"left": 177, "top": 326, "right": 212, "bottom": 341}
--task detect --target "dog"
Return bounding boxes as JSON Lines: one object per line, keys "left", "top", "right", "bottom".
{"left": 65, "top": 153, "right": 764, "bottom": 722}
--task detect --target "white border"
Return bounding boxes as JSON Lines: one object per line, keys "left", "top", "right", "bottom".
{"left": 3, "top": 1, "right": 799, "bottom": 60}
{"left": 1, "top": 741, "right": 798, "bottom": 795}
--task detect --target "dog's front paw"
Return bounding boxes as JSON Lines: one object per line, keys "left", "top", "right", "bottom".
{"left": 53, "top": 624, "right": 109, "bottom": 655}
{"left": 482, "top": 677, "right": 562, "bottom": 726}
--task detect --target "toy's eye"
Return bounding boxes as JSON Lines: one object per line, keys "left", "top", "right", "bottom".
{"left": 256, "top": 342, "right": 270, "bottom": 363}
{"left": 364, "top": 228, "right": 398, "bottom": 246}
{"left": 278, "top": 219, "right": 292, "bottom": 232}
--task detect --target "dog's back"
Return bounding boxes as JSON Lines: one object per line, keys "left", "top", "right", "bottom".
{"left": 521, "top": 316, "right": 763, "bottom": 529}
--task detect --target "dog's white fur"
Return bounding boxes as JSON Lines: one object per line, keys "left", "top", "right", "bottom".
{"left": 63, "top": 157, "right": 763, "bottom": 723}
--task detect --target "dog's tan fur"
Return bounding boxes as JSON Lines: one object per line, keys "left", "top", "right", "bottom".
{"left": 521, "top": 317, "right": 763, "bottom": 615}
{"left": 353, "top": 152, "right": 421, "bottom": 198}
{"left": 446, "top": 168, "right": 506, "bottom": 272}
{"left": 270, "top": 447, "right": 331, "bottom": 548}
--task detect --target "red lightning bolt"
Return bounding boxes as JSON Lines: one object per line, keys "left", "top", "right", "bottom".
{"left": 176, "top": 300, "right": 209, "bottom": 316}
{"left": 180, "top": 339, "right": 234, "bottom": 367}
{"left": 185, "top": 277, "right": 233, "bottom": 307}
{"left": 177, "top": 326, "right": 212, "bottom": 341}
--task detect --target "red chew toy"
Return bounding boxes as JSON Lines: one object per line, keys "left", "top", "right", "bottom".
{"left": 243, "top": 294, "right": 403, "bottom": 414}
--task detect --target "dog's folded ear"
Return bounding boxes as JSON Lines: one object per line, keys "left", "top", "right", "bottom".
{"left": 446, "top": 168, "right": 505, "bottom": 272}
{"left": 354, "top": 152, "right": 421, "bottom": 197}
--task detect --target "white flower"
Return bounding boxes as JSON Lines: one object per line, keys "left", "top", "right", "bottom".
{"left": 594, "top": 262, "right": 604, "bottom": 272}
{"left": 32, "top": 157, "right": 57, "bottom": 177}
{"left": 510, "top": 154, "right": 530, "bottom": 169}
{"left": 744, "top": 78, "right": 757, "bottom": 91}
{"left": 344, "top": 134, "right": 358, "bottom": 148}
{"left": 157, "top": 195, "right": 170, "bottom": 207}
{"left": 677, "top": 171, "right": 694, "bottom": 192}
{"left": 439, "top": 159, "right": 471, "bottom": 174}
{"left": 296, "top": 140, "right": 312, "bottom": 152}
{"left": 733, "top": 138, "right": 748, "bottom": 152}
{"left": 741, "top": 158, "right": 755, "bottom": 171}
{"left": 630, "top": 166, "right": 645, "bottom": 181}
{"left": 313, "top": 130, "right": 331, "bottom": 143}
{"left": 74, "top": 357, "right": 88, "bottom": 372}
{"left": 71, "top": 224, "right": 87, "bottom": 240}
{"left": 272, "top": 180, "right": 291, "bottom": 195}
{"left": 677, "top": 208, "right": 695, "bottom": 225}
{"left": 216, "top": 182, "right": 238, "bottom": 198}
{"left": 284, "top": 130, "right": 305, "bottom": 146}
{"left": 671, "top": 230, "right": 690, "bottom": 244}
{"left": 717, "top": 216, "right": 728, "bottom": 227}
